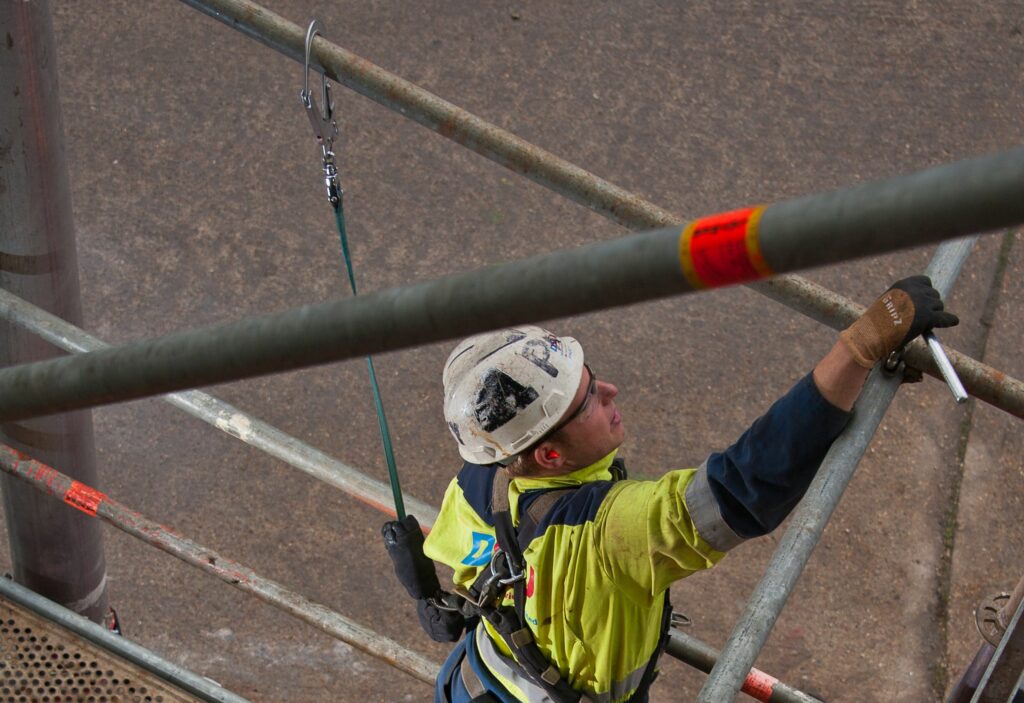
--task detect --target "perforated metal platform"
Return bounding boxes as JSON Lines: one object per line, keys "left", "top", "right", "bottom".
{"left": 0, "top": 596, "right": 202, "bottom": 703}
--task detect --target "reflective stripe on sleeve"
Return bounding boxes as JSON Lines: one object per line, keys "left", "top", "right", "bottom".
{"left": 684, "top": 461, "right": 745, "bottom": 552}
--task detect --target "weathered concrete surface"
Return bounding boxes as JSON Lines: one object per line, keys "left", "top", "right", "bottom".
{"left": 0, "top": 1, "right": 1019, "bottom": 701}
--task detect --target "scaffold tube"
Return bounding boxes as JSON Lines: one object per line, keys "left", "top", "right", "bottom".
{"left": 695, "top": 238, "right": 975, "bottom": 701}
{"left": 0, "top": 287, "right": 438, "bottom": 528}
{"left": 0, "top": 445, "right": 440, "bottom": 686}
{"left": 666, "top": 631, "right": 823, "bottom": 703}
{"left": 0, "top": 145, "right": 1021, "bottom": 422}
{"left": 180, "top": 0, "right": 1024, "bottom": 420}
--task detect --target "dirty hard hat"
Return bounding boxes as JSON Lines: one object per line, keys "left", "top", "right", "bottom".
{"left": 442, "top": 326, "right": 585, "bottom": 464}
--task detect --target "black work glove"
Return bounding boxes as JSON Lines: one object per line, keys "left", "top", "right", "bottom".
{"left": 381, "top": 514, "right": 442, "bottom": 600}
{"left": 416, "top": 598, "right": 472, "bottom": 642}
{"left": 840, "top": 275, "right": 960, "bottom": 368}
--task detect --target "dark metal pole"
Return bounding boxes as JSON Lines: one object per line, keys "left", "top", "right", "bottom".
{"left": 696, "top": 238, "right": 976, "bottom": 701}
{"left": 947, "top": 644, "right": 998, "bottom": 703}
{"left": 0, "top": 287, "right": 439, "bottom": 527}
{"left": 0, "top": 444, "right": 440, "bottom": 686}
{"left": 0, "top": 0, "right": 108, "bottom": 623}
{"left": 0, "top": 148, "right": 1020, "bottom": 422}
{"left": 179, "top": 0, "right": 1023, "bottom": 419}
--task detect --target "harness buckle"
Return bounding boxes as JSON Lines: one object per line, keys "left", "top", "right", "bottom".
{"left": 300, "top": 20, "right": 342, "bottom": 204}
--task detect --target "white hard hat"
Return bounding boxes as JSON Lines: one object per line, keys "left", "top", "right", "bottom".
{"left": 443, "top": 326, "right": 585, "bottom": 464}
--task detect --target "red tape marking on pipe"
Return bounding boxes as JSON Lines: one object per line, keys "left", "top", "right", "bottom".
{"left": 741, "top": 667, "right": 779, "bottom": 701}
{"left": 64, "top": 481, "right": 106, "bottom": 516}
{"left": 679, "top": 205, "right": 772, "bottom": 289}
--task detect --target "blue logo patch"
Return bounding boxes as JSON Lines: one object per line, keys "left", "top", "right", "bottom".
{"left": 461, "top": 531, "right": 496, "bottom": 566}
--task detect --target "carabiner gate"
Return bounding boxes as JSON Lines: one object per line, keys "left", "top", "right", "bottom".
{"left": 300, "top": 20, "right": 341, "bottom": 204}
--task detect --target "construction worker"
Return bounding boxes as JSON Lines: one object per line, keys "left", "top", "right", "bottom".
{"left": 390, "top": 276, "right": 957, "bottom": 703}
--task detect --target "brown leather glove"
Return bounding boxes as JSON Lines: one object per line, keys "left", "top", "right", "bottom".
{"left": 840, "top": 275, "right": 960, "bottom": 368}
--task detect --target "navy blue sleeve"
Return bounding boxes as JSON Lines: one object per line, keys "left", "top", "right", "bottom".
{"left": 706, "top": 373, "right": 852, "bottom": 538}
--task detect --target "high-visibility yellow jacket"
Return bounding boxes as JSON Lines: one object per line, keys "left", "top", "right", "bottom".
{"left": 424, "top": 373, "right": 850, "bottom": 702}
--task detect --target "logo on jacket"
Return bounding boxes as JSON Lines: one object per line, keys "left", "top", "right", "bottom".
{"left": 461, "top": 531, "right": 496, "bottom": 566}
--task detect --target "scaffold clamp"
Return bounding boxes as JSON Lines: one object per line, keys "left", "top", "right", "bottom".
{"left": 300, "top": 19, "right": 341, "bottom": 205}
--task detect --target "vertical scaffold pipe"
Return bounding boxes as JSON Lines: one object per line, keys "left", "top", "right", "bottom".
{"left": 695, "top": 238, "right": 977, "bottom": 702}
{"left": 0, "top": 0, "right": 108, "bottom": 623}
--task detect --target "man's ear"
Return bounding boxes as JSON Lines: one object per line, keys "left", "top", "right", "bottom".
{"left": 531, "top": 442, "right": 564, "bottom": 472}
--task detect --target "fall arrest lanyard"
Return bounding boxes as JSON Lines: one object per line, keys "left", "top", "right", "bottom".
{"left": 300, "top": 20, "right": 405, "bottom": 519}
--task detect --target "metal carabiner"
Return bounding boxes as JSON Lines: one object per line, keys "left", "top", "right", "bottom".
{"left": 492, "top": 549, "right": 525, "bottom": 587}
{"left": 300, "top": 20, "right": 341, "bottom": 204}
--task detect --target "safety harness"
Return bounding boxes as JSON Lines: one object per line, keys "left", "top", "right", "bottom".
{"left": 383, "top": 458, "right": 674, "bottom": 703}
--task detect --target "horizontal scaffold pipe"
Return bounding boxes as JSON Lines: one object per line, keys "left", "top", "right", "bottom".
{"left": 180, "top": 0, "right": 1023, "bottom": 420}
{"left": 0, "top": 444, "right": 440, "bottom": 686}
{"left": 0, "top": 148, "right": 1024, "bottom": 421}
{"left": 0, "top": 288, "right": 438, "bottom": 528}
{"left": 666, "top": 631, "right": 822, "bottom": 703}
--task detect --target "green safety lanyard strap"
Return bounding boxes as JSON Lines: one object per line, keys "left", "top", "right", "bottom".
{"left": 332, "top": 198, "right": 405, "bottom": 520}
{"left": 301, "top": 20, "right": 405, "bottom": 520}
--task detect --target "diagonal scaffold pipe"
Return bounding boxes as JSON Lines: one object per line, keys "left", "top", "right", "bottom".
{"left": 695, "top": 237, "right": 977, "bottom": 701}
{"left": 0, "top": 147, "right": 1022, "bottom": 422}
{"left": 0, "top": 443, "right": 440, "bottom": 686}
{"left": 179, "top": 0, "right": 1023, "bottom": 419}
{"left": 0, "top": 148, "right": 1023, "bottom": 422}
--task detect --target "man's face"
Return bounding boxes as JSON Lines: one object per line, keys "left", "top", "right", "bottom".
{"left": 549, "top": 364, "right": 625, "bottom": 467}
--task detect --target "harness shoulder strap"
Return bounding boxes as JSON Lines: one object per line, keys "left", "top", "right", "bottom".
{"left": 487, "top": 471, "right": 581, "bottom": 703}
{"left": 516, "top": 488, "right": 575, "bottom": 553}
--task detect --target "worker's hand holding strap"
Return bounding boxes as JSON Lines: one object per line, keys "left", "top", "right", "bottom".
{"left": 382, "top": 514, "right": 442, "bottom": 599}
{"left": 840, "top": 275, "right": 960, "bottom": 368}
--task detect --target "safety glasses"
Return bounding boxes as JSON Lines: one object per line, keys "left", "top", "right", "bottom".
{"left": 545, "top": 363, "right": 597, "bottom": 438}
